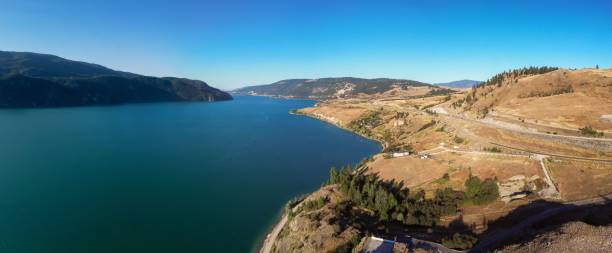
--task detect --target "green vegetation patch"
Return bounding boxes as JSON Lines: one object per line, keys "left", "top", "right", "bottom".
{"left": 329, "top": 166, "right": 463, "bottom": 226}
{"left": 349, "top": 110, "right": 383, "bottom": 137}
{"left": 453, "top": 136, "right": 464, "bottom": 144}
{"left": 477, "top": 66, "right": 559, "bottom": 88}
{"left": 519, "top": 85, "right": 574, "bottom": 98}
{"left": 579, "top": 125, "right": 604, "bottom": 137}
{"left": 463, "top": 175, "right": 499, "bottom": 205}
{"left": 483, "top": 147, "right": 502, "bottom": 153}
{"left": 442, "top": 233, "right": 478, "bottom": 250}
{"left": 418, "top": 120, "right": 437, "bottom": 132}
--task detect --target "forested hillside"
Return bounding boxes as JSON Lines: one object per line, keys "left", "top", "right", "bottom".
{"left": 0, "top": 51, "right": 232, "bottom": 107}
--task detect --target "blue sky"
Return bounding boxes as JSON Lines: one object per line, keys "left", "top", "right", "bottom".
{"left": 1, "top": 0, "right": 611, "bottom": 89}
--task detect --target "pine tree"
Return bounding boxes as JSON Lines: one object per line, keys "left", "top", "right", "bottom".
{"left": 329, "top": 167, "right": 338, "bottom": 184}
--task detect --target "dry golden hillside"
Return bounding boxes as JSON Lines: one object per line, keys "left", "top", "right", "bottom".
{"left": 457, "top": 68, "right": 612, "bottom": 132}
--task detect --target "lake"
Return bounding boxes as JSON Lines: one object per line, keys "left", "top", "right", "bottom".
{"left": 0, "top": 96, "right": 380, "bottom": 253}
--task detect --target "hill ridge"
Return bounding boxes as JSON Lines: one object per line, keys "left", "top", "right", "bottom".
{"left": 0, "top": 51, "right": 232, "bottom": 108}
{"left": 233, "top": 77, "right": 453, "bottom": 99}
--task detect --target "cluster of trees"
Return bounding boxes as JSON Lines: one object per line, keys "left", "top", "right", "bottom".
{"left": 299, "top": 197, "right": 327, "bottom": 213}
{"left": 425, "top": 88, "right": 455, "bottom": 97}
{"left": 385, "top": 143, "right": 413, "bottom": 153}
{"left": 323, "top": 166, "right": 500, "bottom": 251}
{"left": 458, "top": 66, "right": 559, "bottom": 109}
{"left": 349, "top": 110, "right": 382, "bottom": 137}
{"left": 474, "top": 66, "right": 559, "bottom": 89}
{"left": 329, "top": 166, "right": 463, "bottom": 226}
{"left": 395, "top": 111, "right": 408, "bottom": 119}
{"left": 451, "top": 97, "right": 465, "bottom": 108}
{"left": 519, "top": 85, "right": 574, "bottom": 98}
{"left": 464, "top": 92, "right": 477, "bottom": 106}
{"left": 464, "top": 175, "right": 499, "bottom": 205}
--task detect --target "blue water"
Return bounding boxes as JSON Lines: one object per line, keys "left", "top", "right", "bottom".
{"left": 0, "top": 96, "right": 380, "bottom": 253}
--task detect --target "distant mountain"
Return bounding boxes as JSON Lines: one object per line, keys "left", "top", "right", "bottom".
{"left": 0, "top": 51, "right": 231, "bottom": 108}
{"left": 233, "top": 77, "right": 450, "bottom": 99}
{"left": 434, "top": 79, "right": 482, "bottom": 88}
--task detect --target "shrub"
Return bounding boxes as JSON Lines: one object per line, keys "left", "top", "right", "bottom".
{"left": 442, "top": 233, "right": 477, "bottom": 250}
{"left": 519, "top": 85, "right": 574, "bottom": 98}
{"left": 330, "top": 234, "right": 362, "bottom": 253}
{"left": 295, "top": 197, "right": 327, "bottom": 214}
{"left": 453, "top": 136, "right": 464, "bottom": 144}
{"left": 442, "top": 173, "right": 450, "bottom": 181}
{"left": 418, "top": 120, "right": 437, "bottom": 131}
{"left": 483, "top": 147, "right": 502, "bottom": 153}
{"left": 579, "top": 126, "right": 604, "bottom": 137}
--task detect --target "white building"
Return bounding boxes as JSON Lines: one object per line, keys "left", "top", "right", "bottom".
{"left": 392, "top": 152, "right": 410, "bottom": 158}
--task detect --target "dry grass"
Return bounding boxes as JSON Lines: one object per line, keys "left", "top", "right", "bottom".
{"left": 466, "top": 123, "right": 604, "bottom": 157}
{"left": 297, "top": 103, "right": 369, "bottom": 127}
{"left": 547, "top": 159, "right": 612, "bottom": 201}
{"left": 367, "top": 152, "right": 543, "bottom": 191}
{"left": 466, "top": 68, "right": 612, "bottom": 131}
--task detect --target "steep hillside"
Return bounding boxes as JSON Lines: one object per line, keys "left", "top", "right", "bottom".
{"left": 496, "top": 203, "right": 612, "bottom": 253}
{"left": 233, "top": 77, "right": 453, "bottom": 99}
{"left": 0, "top": 51, "right": 134, "bottom": 78}
{"left": 451, "top": 67, "right": 612, "bottom": 132}
{"left": 0, "top": 51, "right": 232, "bottom": 107}
{"left": 496, "top": 222, "right": 612, "bottom": 253}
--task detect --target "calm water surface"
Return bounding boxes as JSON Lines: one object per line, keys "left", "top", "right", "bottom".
{"left": 0, "top": 96, "right": 380, "bottom": 253}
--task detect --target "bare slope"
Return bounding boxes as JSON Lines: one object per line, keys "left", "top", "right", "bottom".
{"left": 456, "top": 68, "right": 612, "bottom": 132}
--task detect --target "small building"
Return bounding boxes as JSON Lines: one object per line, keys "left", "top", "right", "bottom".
{"left": 362, "top": 236, "right": 395, "bottom": 253}
{"left": 392, "top": 152, "right": 410, "bottom": 158}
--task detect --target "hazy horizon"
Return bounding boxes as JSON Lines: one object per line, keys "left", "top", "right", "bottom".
{"left": 1, "top": 0, "right": 611, "bottom": 89}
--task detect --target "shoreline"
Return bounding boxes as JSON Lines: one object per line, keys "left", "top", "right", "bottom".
{"left": 290, "top": 109, "right": 386, "bottom": 150}
{"left": 258, "top": 106, "right": 384, "bottom": 253}
{"left": 255, "top": 207, "right": 287, "bottom": 253}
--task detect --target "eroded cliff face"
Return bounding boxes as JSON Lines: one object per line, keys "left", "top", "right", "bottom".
{"left": 272, "top": 186, "right": 363, "bottom": 253}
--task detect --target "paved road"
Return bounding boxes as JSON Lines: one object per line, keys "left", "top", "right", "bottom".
{"left": 437, "top": 110, "right": 612, "bottom": 142}
{"left": 490, "top": 142, "right": 612, "bottom": 163}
